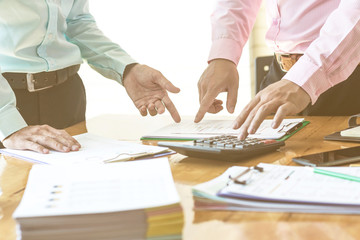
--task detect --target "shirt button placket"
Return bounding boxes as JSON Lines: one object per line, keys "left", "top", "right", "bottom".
{"left": 46, "top": 0, "right": 58, "bottom": 69}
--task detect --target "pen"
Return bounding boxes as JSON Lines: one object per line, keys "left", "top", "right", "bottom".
{"left": 313, "top": 168, "right": 360, "bottom": 183}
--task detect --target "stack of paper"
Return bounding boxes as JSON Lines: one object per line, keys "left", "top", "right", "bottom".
{"left": 141, "top": 118, "right": 306, "bottom": 140}
{"left": 193, "top": 163, "right": 360, "bottom": 214}
{"left": 14, "top": 158, "right": 183, "bottom": 240}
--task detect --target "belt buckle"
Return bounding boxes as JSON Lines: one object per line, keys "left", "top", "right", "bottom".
{"left": 276, "top": 54, "right": 290, "bottom": 72}
{"left": 26, "top": 73, "right": 54, "bottom": 92}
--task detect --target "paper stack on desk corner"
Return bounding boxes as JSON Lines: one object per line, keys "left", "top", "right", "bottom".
{"left": 193, "top": 163, "right": 360, "bottom": 214}
{"left": 13, "top": 158, "right": 183, "bottom": 240}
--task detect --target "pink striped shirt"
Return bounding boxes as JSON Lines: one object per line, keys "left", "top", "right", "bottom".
{"left": 208, "top": 0, "right": 360, "bottom": 103}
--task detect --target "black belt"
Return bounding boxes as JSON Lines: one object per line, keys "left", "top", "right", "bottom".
{"left": 3, "top": 65, "right": 80, "bottom": 92}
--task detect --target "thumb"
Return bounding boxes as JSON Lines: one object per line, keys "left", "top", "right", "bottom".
{"left": 226, "top": 86, "right": 238, "bottom": 113}
{"left": 155, "top": 74, "right": 180, "bottom": 93}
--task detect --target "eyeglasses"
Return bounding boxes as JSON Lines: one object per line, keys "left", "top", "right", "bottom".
{"left": 228, "top": 165, "right": 264, "bottom": 185}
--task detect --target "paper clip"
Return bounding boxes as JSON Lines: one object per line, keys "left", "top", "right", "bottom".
{"left": 277, "top": 122, "right": 303, "bottom": 135}
{"left": 228, "top": 165, "right": 264, "bottom": 185}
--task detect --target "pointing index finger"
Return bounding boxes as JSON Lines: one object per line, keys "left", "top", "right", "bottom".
{"left": 162, "top": 95, "right": 181, "bottom": 123}
{"left": 195, "top": 91, "right": 219, "bottom": 123}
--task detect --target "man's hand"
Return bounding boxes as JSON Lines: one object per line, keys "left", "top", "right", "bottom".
{"left": 2, "top": 125, "right": 81, "bottom": 154}
{"left": 123, "top": 64, "right": 181, "bottom": 123}
{"left": 195, "top": 59, "right": 239, "bottom": 123}
{"left": 233, "top": 79, "right": 311, "bottom": 139}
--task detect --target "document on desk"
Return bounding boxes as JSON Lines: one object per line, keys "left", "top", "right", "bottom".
{"left": 141, "top": 118, "right": 306, "bottom": 140}
{"left": 14, "top": 158, "right": 183, "bottom": 240}
{"left": 14, "top": 158, "right": 180, "bottom": 216}
{"left": 193, "top": 163, "right": 360, "bottom": 214}
{"left": 0, "top": 133, "right": 171, "bottom": 165}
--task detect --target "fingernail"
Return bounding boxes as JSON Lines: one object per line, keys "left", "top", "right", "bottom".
{"left": 63, "top": 146, "right": 70, "bottom": 152}
{"left": 72, "top": 145, "right": 79, "bottom": 151}
{"left": 233, "top": 123, "right": 238, "bottom": 129}
{"left": 229, "top": 107, "right": 234, "bottom": 113}
{"left": 248, "top": 128, "right": 255, "bottom": 134}
{"left": 271, "top": 122, "right": 276, "bottom": 128}
{"left": 238, "top": 134, "right": 245, "bottom": 140}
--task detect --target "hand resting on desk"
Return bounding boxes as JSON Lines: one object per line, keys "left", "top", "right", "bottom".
{"left": 2, "top": 125, "right": 81, "bottom": 154}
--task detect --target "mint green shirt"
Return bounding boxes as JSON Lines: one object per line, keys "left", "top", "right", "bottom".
{"left": 0, "top": 0, "right": 137, "bottom": 141}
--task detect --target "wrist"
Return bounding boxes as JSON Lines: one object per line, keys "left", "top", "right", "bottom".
{"left": 123, "top": 63, "right": 139, "bottom": 84}
{"left": 209, "top": 58, "right": 236, "bottom": 66}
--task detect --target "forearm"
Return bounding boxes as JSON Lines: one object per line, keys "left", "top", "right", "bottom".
{"left": 284, "top": 0, "right": 360, "bottom": 104}
{"left": 208, "top": 0, "right": 263, "bottom": 65}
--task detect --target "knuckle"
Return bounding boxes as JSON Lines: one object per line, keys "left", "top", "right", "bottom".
{"left": 152, "top": 70, "right": 162, "bottom": 78}
{"left": 55, "top": 142, "right": 63, "bottom": 149}
{"left": 59, "top": 129, "right": 67, "bottom": 135}
{"left": 34, "top": 145, "right": 43, "bottom": 152}
{"left": 259, "top": 103, "right": 271, "bottom": 112}
{"left": 30, "top": 126, "right": 41, "bottom": 134}
{"left": 277, "top": 104, "right": 287, "bottom": 111}
{"left": 41, "top": 124, "right": 50, "bottom": 129}
{"left": 29, "top": 142, "right": 41, "bottom": 150}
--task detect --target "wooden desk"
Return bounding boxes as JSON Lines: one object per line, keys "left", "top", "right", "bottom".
{"left": 1, "top": 116, "right": 360, "bottom": 240}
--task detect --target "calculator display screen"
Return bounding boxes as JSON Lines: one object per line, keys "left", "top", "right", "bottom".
{"left": 292, "top": 146, "right": 360, "bottom": 166}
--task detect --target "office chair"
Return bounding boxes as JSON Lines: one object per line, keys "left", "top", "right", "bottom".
{"left": 254, "top": 55, "right": 273, "bottom": 94}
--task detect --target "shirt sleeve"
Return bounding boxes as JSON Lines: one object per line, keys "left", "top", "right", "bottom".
{"left": 208, "top": 0, "right": 263, "bottom": 65}
{"left": 283, "top": 0, "right": 360, "bottom": 104}
{"left": 0, "top": 73, "right": 27, "bottom": 141}
{"left": 65, "top": 0, "right": 137, "bottom": 85}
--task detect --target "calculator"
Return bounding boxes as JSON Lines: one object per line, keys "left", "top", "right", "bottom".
{"left": 158, "top": 135, "right": 285, "bottom": 161}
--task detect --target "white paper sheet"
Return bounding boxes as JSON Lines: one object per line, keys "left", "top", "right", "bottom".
{"left": 0, "top": 133, "right": 169, "bottom": 165}
{"left": 221, "top": 163, "right": 360, "bottom": 205}
{"left": 13, "top": 158, "right": 180, "bottom": 218}
{"left": 142, "top": 118, "right": 304, "bottom": 140}
{"left": 193, "top": 163, "right": 360, "bottom": 214}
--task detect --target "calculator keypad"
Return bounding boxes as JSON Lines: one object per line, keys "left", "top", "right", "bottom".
{"left": 158, "top": 134, "right": 284, "bottom": 161}
{"left": 194, "top": 135, "right": 276, "bottom": 149}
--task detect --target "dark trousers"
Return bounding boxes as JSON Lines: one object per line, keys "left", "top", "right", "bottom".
{"left": 260, "top": 57, "right": 360, "bottom": 116}
{"left": 8, "top": 73, "right": 86, "bottom": 129}
{"left": 0, "top": 73, "right": 86, "bottom": 149}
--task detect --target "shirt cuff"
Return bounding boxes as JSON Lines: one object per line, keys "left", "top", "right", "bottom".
{"left": 0, "top": 107, "right": 27, "bottom": 141}
{"left": 282, "top": 56, "right": 331, "bottom": 104}
{"left": 88, "top": 56, "right": 138, "bottom": 86}
{"left": 208, "top": 38, "right": 243, "bottom": 65}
